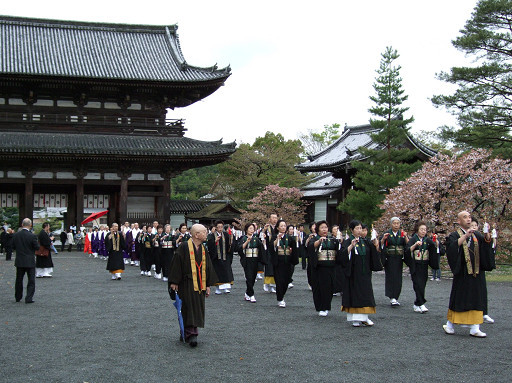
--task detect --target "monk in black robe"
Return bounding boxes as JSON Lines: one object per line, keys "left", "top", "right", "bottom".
{"left": 169, "top": 224, "right": 217, "bottom": 347}
{"left": 443, "top": 211, "right": 494, "bottom": 338}
{"left": 207, "top": 220, "right": 234, "bottom": 295}
{"left": 236, "top": 223, "right": 266, "bottom": 302}
{"left": 269, "top": 219, "right": 298, "bottom": 308}
{"left": 105, "top": 223, "right": 126, "bottom": 280}
{"left": 340, "top": 220, "right": 382, "bottom": 327}
{"left": 36, "top": 222, "right": 54, "bottom": 277}
{"left": 405, "top": 221, "right": 439, "bottom": 313}
{"left": 380, "top": 216, "right": 409, "bottom": 306}
{"left": 308, "top": 220, "right": 340, "bottom": 317}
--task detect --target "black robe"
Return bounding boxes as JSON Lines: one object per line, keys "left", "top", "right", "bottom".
{"left": 405, "top": 235, "right": 438, "bottom": 307}
{"left": 236, "top": 235, "right": 266, "bottom": 296}
{"left": 168, "top": 241, "right": 218, "bottom": 328}
{"left": 445, "top": 230, "right": 494, "bottom": 313}
{"left": 263, "top": 225, "right": 277, "bottom": 278}
{"left": 269, "top": 234, "right": 298, "bottom": 301}
{"left": 308, "top": 235, "right": 340, "bottom": 311}
{"left": 381, "top": 231, "right": 407, "bottom": 300}
{"left": 36, "top": 230, "right": 53, "bottom": 268}
{"left": 207, "top": 231, "right": 234, "bottom": 284}
{"left": 105, "top": 232, "right": 126, "bottom": 271}
{"left": 340, "top": 238, "right": 382, "bottom": 309}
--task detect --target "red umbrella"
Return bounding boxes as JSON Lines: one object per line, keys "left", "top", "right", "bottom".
{"left": 81, "top": 210, "right": 109, "bottom": 225}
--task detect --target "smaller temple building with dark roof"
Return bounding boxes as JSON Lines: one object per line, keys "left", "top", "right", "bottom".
{"left": 296, "top": 123, "right": 436, "bottom": 228}
{"left": 0, "top": 16, "right": 235, "bottom": 228}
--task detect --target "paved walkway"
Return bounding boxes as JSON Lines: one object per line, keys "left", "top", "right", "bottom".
{"left": 1, "top": 252, "right": 511, "bottom": 382}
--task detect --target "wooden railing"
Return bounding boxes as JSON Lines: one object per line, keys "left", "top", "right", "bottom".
{"left": 0, "top": 112, "right": 186, "bottom": 136}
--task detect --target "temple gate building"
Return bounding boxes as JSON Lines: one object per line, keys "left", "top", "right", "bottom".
{"left": 0, "top": 16, "right": 235, "bottom": 228}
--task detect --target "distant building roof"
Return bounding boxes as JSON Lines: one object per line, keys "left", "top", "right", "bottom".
{"left": 186, "top": 202, "right": 241, "bottom": 222}
{"left": 169, "top": 200, "right": 208, "bottom": 214}
{"left": 296, "top": 123, "right": 437, "bottom": 173}
{"left": 301, "top": 173, "right": 343, "bottom": 198}
{"left": 0, "top": 15, "right": 230, "bottom": 83}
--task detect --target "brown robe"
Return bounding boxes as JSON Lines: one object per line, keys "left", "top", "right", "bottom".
{"left": 168, "top": 241, "right": 218, "bottom": 328}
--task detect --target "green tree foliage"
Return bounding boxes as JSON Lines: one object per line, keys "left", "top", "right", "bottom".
{"left": 299, "top": 123, "right": 341, "bottom": 156}
{"left": 432, "top": 0, "right": 512, "bottom": 158}
{"left": 171, "top": 165, "right": 220, "bottom": 200}
{"left": 339, "top": 46, "right": 421, "bottom": 224}
{"left": 218, "top": 131, "right": 309, "bottom": 206}
{"left": 0, "top": 207, "right": 19, "bottom": 229}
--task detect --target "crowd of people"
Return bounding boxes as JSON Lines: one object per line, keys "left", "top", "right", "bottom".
{"left": 9, "top": 209, "right": 498, "bottom": 346}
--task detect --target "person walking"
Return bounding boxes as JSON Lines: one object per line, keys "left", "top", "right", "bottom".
{"left": 36, "top": 222, "right": 54, "bottom": 278}
{"left": 4, "top": 228, "right": 14, "bottom": 261}
{"left": 66, "top": 230, "right": 74, "bottom": 252}
{"left": 59, "top": 230, "right": 67, "bottom": 253}
{"left": 168, "top": 224, "right": 217, "bottom": 347}
{"left": 12, "top": 218, "right": 39, "bottom": 303}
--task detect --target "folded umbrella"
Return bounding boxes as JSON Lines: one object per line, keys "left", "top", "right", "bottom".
{"left": 173, "top": 292, "right": 185, "bottom": 342}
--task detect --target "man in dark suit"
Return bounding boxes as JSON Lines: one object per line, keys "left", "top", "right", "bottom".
{"left": 12, "top": 218, "right": 39, "bottom": 303}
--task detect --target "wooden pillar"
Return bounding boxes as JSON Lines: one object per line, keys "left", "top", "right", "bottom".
{"left": 119, "top": 176, "right": 128, "bottom": 224}
{"left": 76, "top": 177, "right": 84, "bottom": 228}
{"left": 160, "top": 176, "right": 171, "bottom": 224}
{"left": 22, "top": 170, "right": 34, "bottom": 223}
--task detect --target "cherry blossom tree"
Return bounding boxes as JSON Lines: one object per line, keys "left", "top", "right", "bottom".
{"left": 240, "top": 185, "right": 309, "bottom": 227}
{"left": 374, "top": 149, "right": 512, "bottom": 260}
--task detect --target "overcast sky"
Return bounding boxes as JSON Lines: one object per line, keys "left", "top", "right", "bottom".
{"left": 3, "top": 0, "right": 478, "bottom": 146}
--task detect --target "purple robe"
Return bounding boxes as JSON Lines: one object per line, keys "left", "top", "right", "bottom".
{"left": 125, "top": 230, "right": 138, "bottom": 261}
{"left": 123, "top": 230, "right": 132, "bottom": 259}
{"left": 99, "top": 231, "right": 108, "bottom": 257}
{"left": 91, "top": 232, "right": 100, "bottom": 254}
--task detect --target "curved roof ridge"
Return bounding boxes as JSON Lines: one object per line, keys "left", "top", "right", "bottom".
{"left": 307, "top": 122, "right": 377, "bottom": 161}
{"left": 0, "top": 15, "right": 177, "bottom": 33}
{"left": 0, "top": 15, "right": 231, "bottom": 83}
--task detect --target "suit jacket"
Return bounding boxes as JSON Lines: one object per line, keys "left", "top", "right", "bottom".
{"left": 13, "top": 228, "right": 39, "bottom": 268}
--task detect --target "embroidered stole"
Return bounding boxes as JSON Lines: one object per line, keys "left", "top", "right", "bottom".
{"left": 350, "top": 235, "right": 367, "bottom": 273}
{"left": 457, "top": 228, "right": 479, "bottom": 277}
{"left": 109, "top": 232, "right": 120, "bottom": 251}
{"left": 412, "top": 234, "right": 427, "bottom": 261}
{"left": 216, "top": 232, "right": 227, "bottom": 261}
{"left": 188, "top": 239, "right": 207, "bottom": 292}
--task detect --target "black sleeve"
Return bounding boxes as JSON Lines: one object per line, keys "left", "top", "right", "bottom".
{"left": 340, "top": 239, "right": 353, "bottom": 276}
{"left": 404, "top": 237, "right": 416, "bottom": 269}
{"left": 426, "top": 238, "right": 440, "bottom": 269}
{"left": 476, "top": 232, "right": 495, "bottom": 271}
{"left": 368, "top": 240, "right": 383, "bottom": 272}
{"left": 445, "top": 232, "right": 462, "bottom": 275}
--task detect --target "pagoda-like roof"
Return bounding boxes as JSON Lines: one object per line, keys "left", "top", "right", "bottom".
{"left": 301, "top": 173, "right": 343, "bottom": 198}
{"left": 0, "top": 15, "right": 230, "bottom": 84}
{"left": 0, "top": 131, "right": 236, "bottom": 160}
{"left": 296, "top": 123, "right": 437, "bottom": 173}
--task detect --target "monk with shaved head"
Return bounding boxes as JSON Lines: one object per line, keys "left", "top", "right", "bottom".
{"left": 169, "top": 224, "right": 218, "bottom": 347}
{"left": 443, "top": 210, "right": 494, "bottom": 338}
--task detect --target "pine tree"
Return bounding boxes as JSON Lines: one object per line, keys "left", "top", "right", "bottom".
{"left": 339, "top": 46, "right": 421, "bottom": 224}
{"left": 432, "top": 0, "right": 512, "bottom": 158}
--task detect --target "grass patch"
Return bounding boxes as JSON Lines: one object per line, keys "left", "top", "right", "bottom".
{"left": 486, "top": 264, "right": 512, "bottom": 282}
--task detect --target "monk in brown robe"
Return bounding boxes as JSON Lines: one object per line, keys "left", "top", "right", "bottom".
{"left": 169, "top": 224, "right": 217, "bottom": 347}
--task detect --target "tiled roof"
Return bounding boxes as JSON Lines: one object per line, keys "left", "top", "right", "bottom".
{"left": 0, "top": 131, "right": 236, "bottom": 158}
{"left": 186, "top": 202, "right": 241, "bottom": 220}
{"left": 169, "top": 200, "right": 208, "bottom": 214}
{"left": 0, "top": 16, "right": 230, "bottom": 83}
{"left": 296, "top": 123, "right": 437, "bottom": 172}
{"left": 301, "top": 173, "right": 343, "bottom": 198}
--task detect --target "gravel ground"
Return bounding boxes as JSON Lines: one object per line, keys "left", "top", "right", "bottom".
{"left": 1, "top": 252, "right": 511, "bottom": 383}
